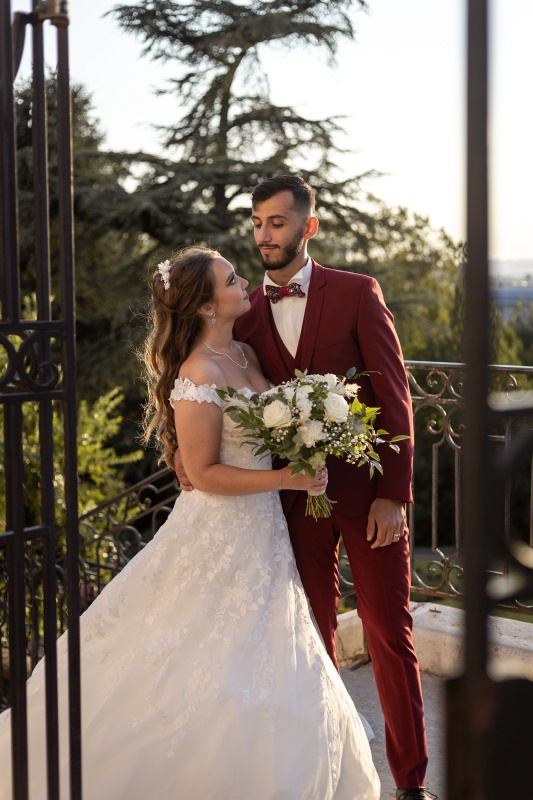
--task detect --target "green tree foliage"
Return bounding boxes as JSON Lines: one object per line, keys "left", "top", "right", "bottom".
{"left": 508, "top": 300, "right": 533, "bottom": 366}
{"left": 492, "top": 312, "right": 522, "bottom": 366}
{"left": 317, "top": 204, "right": 464, "bottom": 361}
{"left": 108, "top": 1, "right": 465, "bottom": 364}
{"left": 0, "top": 380, "right": 142, "bottom": 532}
{"left": 15, "top": 76, "right": 147, "bottom": 405}
{"left": 107, "top": 0, "right": 406, "bottom": 281}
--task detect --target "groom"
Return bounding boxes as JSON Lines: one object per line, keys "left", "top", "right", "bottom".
{"left": 177, "top": 175, "right": 435, "bottom": 800}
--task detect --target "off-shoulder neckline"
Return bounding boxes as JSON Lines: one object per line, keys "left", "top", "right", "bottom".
{"left": 175, "top": 376, "right": 257, "bottom": 394}
{"left": 175, "top": 376, "right": 217, "bottom": 390}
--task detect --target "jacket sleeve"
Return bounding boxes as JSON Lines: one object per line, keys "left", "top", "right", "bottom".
{"left": 356, "top": 277, "right": 414, "bottom": 503}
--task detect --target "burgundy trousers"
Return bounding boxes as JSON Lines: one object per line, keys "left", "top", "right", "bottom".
{"left": 285, "top": 493, "right": 428, "bottom": 790}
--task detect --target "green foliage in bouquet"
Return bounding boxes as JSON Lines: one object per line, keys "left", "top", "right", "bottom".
{"left": 217, "top": 369, "right": 409, "bottom": 519}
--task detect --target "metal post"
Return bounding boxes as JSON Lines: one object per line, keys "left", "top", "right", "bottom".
{"left": 53, "top": 10, "right": 82, "bottom": 797}
{"left": 1, "top": 1, "right": 80, "bottom": 797}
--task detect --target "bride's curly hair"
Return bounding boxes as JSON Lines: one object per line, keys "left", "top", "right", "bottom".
{"left": 140, "top": 246, "right": 220, "bottom": 469}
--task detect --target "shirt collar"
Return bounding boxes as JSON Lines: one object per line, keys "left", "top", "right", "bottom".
{"left": 262, "top": 258, "right": 312, "bottom": 295}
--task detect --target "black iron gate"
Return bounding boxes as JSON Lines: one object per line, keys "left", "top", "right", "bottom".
{"left": 446, "top": 1, "right": 533, "bottom": 798}
{"left": 0, "top": 2, "right": 81, "bottom": 798}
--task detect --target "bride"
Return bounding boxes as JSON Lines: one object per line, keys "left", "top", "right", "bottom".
{"left": 0, "top": 246, "right": 379, "bottom": 799}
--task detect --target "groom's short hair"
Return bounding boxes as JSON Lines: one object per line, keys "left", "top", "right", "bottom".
{"left": 252, "top": 175, "right": 315, "bottom": 217}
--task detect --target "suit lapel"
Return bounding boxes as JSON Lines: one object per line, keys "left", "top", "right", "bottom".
{"left": 296, "top": 261, "right": 326, "bottom": 372}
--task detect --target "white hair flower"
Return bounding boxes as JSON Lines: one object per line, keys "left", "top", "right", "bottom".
{"left": 158, "top": 259, "right": 172, "bottom": 290}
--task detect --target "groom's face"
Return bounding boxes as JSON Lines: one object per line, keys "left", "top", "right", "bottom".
{"left": 251, "top": 190, "right": 315, "bottom": 273}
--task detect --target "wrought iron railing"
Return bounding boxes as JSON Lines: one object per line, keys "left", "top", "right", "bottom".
{"left": 342, "top": 361, "right": 533, "bottom": 615}
{"left": 408, "top": 360, "right": 533, "bottom": 613}
{"left": 76, "top": 469, "right": 179, "bottom": 607}
{"left": 2, "top": 360, "right": 533, "bottom": 709}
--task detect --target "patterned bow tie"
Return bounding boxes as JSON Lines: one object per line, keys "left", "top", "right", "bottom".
{"left": 265, "top": 283, "right": 306, "bottom": 304}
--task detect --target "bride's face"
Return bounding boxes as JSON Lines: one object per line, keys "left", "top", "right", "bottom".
{"left": 210, "top": 257, "right": 250, "bottom": 321}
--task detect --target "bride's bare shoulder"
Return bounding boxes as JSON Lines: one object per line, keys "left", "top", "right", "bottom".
{"left": 178, "top": 351, "right": 225, "bottom": 389}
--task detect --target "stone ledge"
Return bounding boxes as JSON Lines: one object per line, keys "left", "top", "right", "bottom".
{"left": 335, "top": 602, "right": 533, "bottom": 678}
{"left": 335, "top": 608, "right": 366, "bottom": 667}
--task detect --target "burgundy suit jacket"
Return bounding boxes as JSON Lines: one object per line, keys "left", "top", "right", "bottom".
{"left": 233, "top": 260, "right": 414, "bottom": 518}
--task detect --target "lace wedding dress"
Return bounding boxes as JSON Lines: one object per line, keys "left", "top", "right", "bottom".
{"left": 0, "top": 378, "right": 379, "bottom": 800}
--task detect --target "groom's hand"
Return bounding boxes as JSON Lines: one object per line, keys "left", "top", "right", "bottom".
{"left": 173, "top": 448, "right": 195, "bottom": 491}
{"left": 366, "top": 498, "right": 406, "bottom": 549}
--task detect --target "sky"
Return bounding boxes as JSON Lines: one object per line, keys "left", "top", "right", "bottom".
{"left": 16, "top": 0, "right": 533, "bottom": 266}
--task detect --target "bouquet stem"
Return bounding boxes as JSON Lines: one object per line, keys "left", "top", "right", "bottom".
{"left": 306, "top": 492, "right": 334, "bottom": 520}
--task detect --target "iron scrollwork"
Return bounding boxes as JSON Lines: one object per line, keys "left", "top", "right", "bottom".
{"left": 340, "top": 361, "right": 533, "bottom": 612}
{"left": 0, "top": 329, "right": 62, "bottom": 393}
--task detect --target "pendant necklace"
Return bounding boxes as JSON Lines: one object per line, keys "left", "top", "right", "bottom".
{"left": 196, "top": 336, "right": 249, "bottom": 369}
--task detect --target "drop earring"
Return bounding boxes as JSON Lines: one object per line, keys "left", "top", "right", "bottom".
{"left": 211, "top": 312, "right": 216, "bottom": 328}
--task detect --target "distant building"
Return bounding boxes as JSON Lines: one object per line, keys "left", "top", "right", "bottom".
{"left": 491, "top": 280, "right": 533, "bottom": 321}
{"left": 464, "top": 260, "right": 533, "bottom": 322}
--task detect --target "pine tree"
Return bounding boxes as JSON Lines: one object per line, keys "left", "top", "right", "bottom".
{"left": 108, "top": 0, "right": 380, "bottom": 280}
{"left": 109, "top": 0, "right": 466, "bottom": 361}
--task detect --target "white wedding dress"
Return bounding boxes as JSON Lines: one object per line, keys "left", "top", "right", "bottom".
{"left": 0, "top": 378, "right": 379, "bottom": 800}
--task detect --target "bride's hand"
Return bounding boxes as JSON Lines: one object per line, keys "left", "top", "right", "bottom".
{"left": 173, "top": 447, "right": 195, "bottom": 492}
{"left": 279, "top": 465, "right": 328, "bottom": 493}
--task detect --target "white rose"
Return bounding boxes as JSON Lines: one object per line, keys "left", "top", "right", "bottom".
{"left": 283, "top": 386, "right": 296, "bottom": 401}
{"left": 323, "top": 373, "right": 338, "bottom": 389}
{"left": 298, "top": 420, "right": 326, "bottom": 447}
{"left": 263, "top": 399, "right": 293, "bottom": 428}
{"left": 324, "top": 393, "right": 350, "bottom": 422}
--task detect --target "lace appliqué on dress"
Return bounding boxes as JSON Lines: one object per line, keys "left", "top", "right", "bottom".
{"left": 169, "top": 376, "right": 222, "bottom": 407}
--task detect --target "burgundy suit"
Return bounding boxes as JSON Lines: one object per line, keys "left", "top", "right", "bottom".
{"left": 234, "top": 260, "right": 428, "bottom": 789}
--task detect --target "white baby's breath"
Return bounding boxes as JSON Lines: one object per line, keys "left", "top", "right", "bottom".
{"left": 295, "top": 390, "right": 313, "bottom": 422}
{"left": 344, "top": 383, "right": 360, "bottom": 398}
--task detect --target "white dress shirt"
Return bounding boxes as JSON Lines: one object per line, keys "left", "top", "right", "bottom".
{"left": 262, "top": 259, "right": 312, "bottom": 357}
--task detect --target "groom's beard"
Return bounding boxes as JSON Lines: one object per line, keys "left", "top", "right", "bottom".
{"left": 259, "top": 230, "right": 306, "bottom": 272}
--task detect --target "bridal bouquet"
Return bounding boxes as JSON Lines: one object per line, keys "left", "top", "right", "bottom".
{"left": 217, "top": 368, "right": 408, "bottom": 519}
